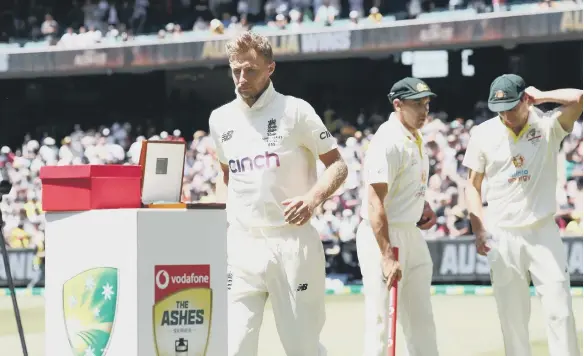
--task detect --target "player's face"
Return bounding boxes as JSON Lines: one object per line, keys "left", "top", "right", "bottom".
{"left": 229, "top": 49, "right": 275, "bottom": 99}
{"left": 395, "top": 97, "right": 431, "bottom": 131}
{"left": 498, "top": 95, "right": 530, "bottom": 130}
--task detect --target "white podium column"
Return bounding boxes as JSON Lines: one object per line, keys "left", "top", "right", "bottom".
{"left": 45, "top": 207, "right": 227, "bottom": 356}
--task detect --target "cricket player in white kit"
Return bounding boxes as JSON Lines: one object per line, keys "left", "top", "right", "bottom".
{"left": 463, "top": 74, "right": 583, "bottom": 356}
{"left": 357, "top": 77, "right": 440, "bottom": 356}
{"left": 208, "top": 32, "right": 348, "bottom": 356}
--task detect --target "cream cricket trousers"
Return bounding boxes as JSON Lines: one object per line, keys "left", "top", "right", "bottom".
{"left": 227, "top": 223, "right": 327, "bottom": 356}
{"left": 356, "top": 220, "right": 439, "bottom": 356}
{"left": 487, "top": 216, "right": 580, "bottom": 356}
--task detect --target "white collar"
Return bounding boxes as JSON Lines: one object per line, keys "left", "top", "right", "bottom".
{"left": 388, "top": 112, "right": 422, "bottom": 142}
{"left": 235, "top": 81, "right": 276, "bottom": 111}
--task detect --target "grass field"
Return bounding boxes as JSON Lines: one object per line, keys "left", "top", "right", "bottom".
{"left": 0, "top": 294, "right": 582, "bottom": 356}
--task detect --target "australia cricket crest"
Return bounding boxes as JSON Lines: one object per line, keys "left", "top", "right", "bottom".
{"left": 62, "top": 267, "right": 119, "bottom": 356}
{"left": 154, "top": 265, "right": 213, "bottom": 356}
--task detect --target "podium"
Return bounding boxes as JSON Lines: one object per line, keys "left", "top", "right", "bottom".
{"left": 41, "top": 166, "right": 228, "bottom": 356}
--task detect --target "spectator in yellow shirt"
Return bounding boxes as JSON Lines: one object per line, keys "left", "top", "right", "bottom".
{"left": 368, "top": 7, "right": 383, "bottom": 23}
{"left": 565, "top": 211, "right": 582, "bottom": 236}
{"left": 9, "top": 224, "right": 30, "bottom": 248}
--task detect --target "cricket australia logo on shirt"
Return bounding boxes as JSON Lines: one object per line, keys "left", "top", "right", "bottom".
{"left": 62, "top": 267, "right": 119, "bottom": 356}
{"left": 508, "top": 154, "right": 531, "bottom": 183}
{"left": 153, "top": 264, "right": 212, "bottom": 356}
{"left": 526, "top": 127, "right": 542, "bottom": 146}
{"left": 263, "top": 118, "right": 283, "bottom": 147}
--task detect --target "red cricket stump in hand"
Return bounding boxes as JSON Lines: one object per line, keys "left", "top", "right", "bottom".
{"left": 387, "top": 247, "right": 399, "bottom": 356}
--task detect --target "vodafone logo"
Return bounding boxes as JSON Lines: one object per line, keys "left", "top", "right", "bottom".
{"left": 154, "top": 264, "right": 211, "bottom": 302}
{"left": 156, "top": 270, "right": 170, "bottom": 290}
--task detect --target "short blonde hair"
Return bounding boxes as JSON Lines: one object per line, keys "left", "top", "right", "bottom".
{"left": 225, "top": 31, "right": 273, "bottom": 63}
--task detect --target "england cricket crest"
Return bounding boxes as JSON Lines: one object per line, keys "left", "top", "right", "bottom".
{"left": 62, "top": 267, "right": 119, "bottom": 356}
{"left": 153, "top": 265, "right": 212, "bottom": 356}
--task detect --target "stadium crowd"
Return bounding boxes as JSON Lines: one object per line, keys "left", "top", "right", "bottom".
{"left": 0, "top": 0, "right": 578, "bottom": 47}
{"left": 1, "top": 104, "right": 582, "bottom": 282}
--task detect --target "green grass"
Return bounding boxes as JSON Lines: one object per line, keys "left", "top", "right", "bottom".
{"left": 0, "top": 306, "right": 45, "bottom": 336}
{"left": 0, "top": 295, "right": 581, "bottom": 356}
{"left": 479, "top": 333, "right": 583, "bottom": 356}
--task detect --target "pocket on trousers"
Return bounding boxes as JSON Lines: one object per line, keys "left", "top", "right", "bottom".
{"left": 486, "top": 244, "right": 512, "bottom": 286}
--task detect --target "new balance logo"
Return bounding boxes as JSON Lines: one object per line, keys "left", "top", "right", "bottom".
{"left": 296, "top": 283, "right": 308, "bottom": 292}
{"left": 221, "top": 130, "right": 234, "bottom": 142}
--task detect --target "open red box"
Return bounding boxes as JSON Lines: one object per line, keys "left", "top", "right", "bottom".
{"left": 40, "top": 165, "right": 142, "bottom": 212}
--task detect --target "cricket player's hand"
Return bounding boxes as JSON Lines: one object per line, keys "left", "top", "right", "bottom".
{"left": 282, "top": 195, "right": 316, "bottom": 226}
{"left": 381, "top": 249, "right": 402, "bottom": 290}
{"left": 417, "top": 202, "right": 436, "bottom": 230}
{"left": 524, "top": 86, "right": 544, "bottom": 105}
{"left": 475, "top": 230, "right": 491, "bottom": 256}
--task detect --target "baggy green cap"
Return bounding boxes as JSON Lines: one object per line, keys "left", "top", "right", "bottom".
{"left": 488, "top": 74, "right": 526, "bottom": 112}
{"left": 388, "top": 77, "right": 437, "bottom": 102}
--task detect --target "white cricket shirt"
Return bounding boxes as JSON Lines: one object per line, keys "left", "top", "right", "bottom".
{"left": 462, "top": 107, "right": 569, "bottom": 228}
{"left": 209, "top": 82, "right": 338, "bottom": 229}
{"left": 360, "top": 113, "right": 430, "bottom": 224}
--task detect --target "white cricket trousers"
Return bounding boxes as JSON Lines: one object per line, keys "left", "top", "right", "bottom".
{"left": 356, "top": 220, "right": 439, "bottom": 356}
{"left": 227, "top": 223, "right": 327, "bottom": 356}
{"left": 487, "top": 216, "right": 580, "bottom": 356}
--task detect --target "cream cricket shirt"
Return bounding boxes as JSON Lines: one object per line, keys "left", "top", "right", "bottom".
{"left": 209, "top": 82, "right": 338, "bottom": 229}
{"left": 462, "top": 107, "right": 569, "bottom": 228}
{"left": 360, "top": 113, "right": 430, "bottom": 224}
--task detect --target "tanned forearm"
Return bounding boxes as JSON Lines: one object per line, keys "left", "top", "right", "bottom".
{"left": 307, "top": 158, "right": 348, "bottom": 206}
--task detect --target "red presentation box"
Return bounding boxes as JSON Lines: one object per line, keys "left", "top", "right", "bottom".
{"left": 40, "top": 165, "right": 142, "bottom": 212}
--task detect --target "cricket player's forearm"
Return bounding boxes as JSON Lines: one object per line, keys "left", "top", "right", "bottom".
{"left": 307, "top": 159, "right": 348, "bottom": 207}
{"left": 368, "top": 203, "right": 392, "bottom": 254}
{"left": 466, "top": 185, "right": 486, "bottom": 233}
{"left": 538, "top": 89, "right": 583, "bottom": 106}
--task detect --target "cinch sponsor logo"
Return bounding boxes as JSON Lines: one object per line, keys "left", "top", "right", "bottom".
{"left": 228, "top": 151, "right": 280, "bottom": 173}
{"left": 155, "top": 270, "right": 210, "bottom": 290}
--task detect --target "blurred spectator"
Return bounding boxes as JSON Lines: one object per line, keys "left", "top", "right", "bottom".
{"left": 131, "top": 0, "right": 149, "bottom": 34}
{"left": 193, "top": 17, "right": 209, "bottom": 31}
{"left": 349, "top": 11, "right": 361, "bottom": 28}
{"left": 368, "top": 6, "right": 382, "bottom": 22}
{"left": 59, "top": 27, "right": 77, "bottom": 47}
{"left": 40, "top": 14, "right": 58, "bottom": 41}
{"left": 315, "top": 0, "right": 339, "bottom": 23}
{"left": 210, "top": 18, "right": 225, "bottom": 34}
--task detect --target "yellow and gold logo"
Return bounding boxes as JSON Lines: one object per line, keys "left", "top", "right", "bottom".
{"left": 511, "top": 154, "right": 525, "bottom": 168}
{"left": 495, "top": 90, "right": 506, "bottom": 99}
{"left": 416, "top": 83, "right": 430, "bottom": 92}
